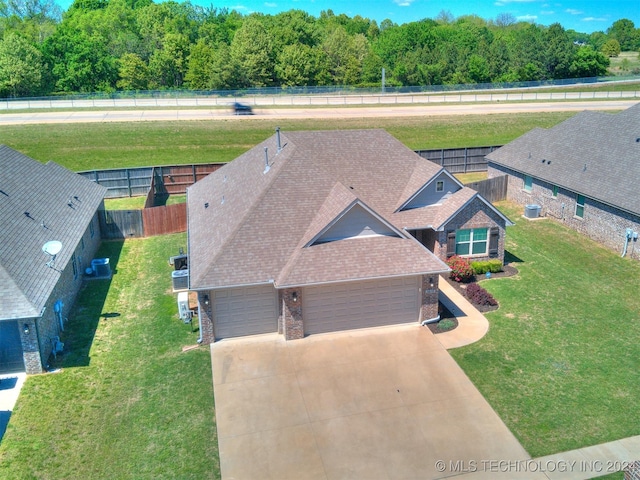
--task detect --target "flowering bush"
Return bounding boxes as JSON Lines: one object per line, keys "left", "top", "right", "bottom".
{"left": 446, "top": 255, "right": 475, "bottom": 283}
{"left": 466, "top": 282, "right": 498, "bottom": 306}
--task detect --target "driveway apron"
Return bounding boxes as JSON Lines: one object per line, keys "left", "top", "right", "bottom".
{"left": 211, "top": 324, "right": 530, "bottom": 480}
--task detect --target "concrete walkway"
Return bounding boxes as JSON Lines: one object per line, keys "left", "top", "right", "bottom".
{"left": 436, "top": 276, "right": 490, "bottom": 350}
{"left": 0, "top": 373, "right": 27, "bottom": 442}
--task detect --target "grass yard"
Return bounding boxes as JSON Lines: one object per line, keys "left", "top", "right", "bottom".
{"left": 0, "top": 234, "right": 219, "bottom": 480}
{"left": 1, "top": 112, "right": 576, "bottom": 171}
{"left": 451, "top": 201, "right": 640, "bottom": 458}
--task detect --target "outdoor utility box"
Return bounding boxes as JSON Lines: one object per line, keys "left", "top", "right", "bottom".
{"left": 91, "top": 258, "right": 111, "bottom": 277}
{"left": 177, "top": 291, "right": 191, "bottom": 322}
{"left": 524, "top": 204, "right": 541, "bottom": 218}
{"left": 171, "top": 254, "right": 188, "bottom": 271}
{"left": 172, "top": 269, "right": 189, "bottom": 291}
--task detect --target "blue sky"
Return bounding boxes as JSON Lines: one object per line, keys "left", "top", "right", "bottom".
{"left": 192, "top": 0, "right": 638, "bottom": 34}
{"left": 53, "top": 0, "right": 639, "bottom": 34}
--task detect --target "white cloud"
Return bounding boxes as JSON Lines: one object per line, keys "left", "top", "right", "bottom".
{"left": 582, "top": 17, "right": 608, "bottom": 22}
{"left": 494, "top": 0, "right": 535, "bottom": 5}
{"left": 393, "top": 0, "right": 415, "bottom": 6}
{"left": 565, "top": 8, "right": 583, "bottom": 15}
{"left": 516, "top": 14, "right": 538, "bottom": 22}
{"left": 264, "top": 2, "right": 277, "bottom": 6}
{"left": 540, "top": 10, "right": 555, "bottom": 15}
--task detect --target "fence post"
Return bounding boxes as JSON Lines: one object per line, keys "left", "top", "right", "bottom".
{"left": 464, "top": 148, "right": 468, "bottom": 173}
{"left": 192, "top": 164, "right": 196, "bottom": 183}
{"left": 126, "top": 168, "right": 132, "bottom": 197}
{"left": 440, "top": 149, "right": 444, "bottom": 167}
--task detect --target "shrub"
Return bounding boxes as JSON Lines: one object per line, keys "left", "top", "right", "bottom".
{"left": 466, "top": 282, "right": 498, "bottom": 306}
{"left": 471, "top": 259, "right": 503, "bottom": 275}
{"left": 446, "top": 255, "right": 475, "bottom": 283}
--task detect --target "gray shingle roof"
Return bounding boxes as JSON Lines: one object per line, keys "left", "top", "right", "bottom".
{"left": 486, "top": 103, "right": 640, "bottom": 215}
{"left": 188, "top": 130, "right": 494, "bottom": 290}
{"left": 0, "top": 146, "right": 106, "bottom": 320}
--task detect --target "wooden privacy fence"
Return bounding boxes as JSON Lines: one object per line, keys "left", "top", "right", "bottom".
{"left": 464, "top": 175, "right": 508, "bottom": 203}
{"left": 416, "top": 146, "right": 501, "bottom": 174}
{"left": 79, "top": 163, "right": 225, "bottom": 199}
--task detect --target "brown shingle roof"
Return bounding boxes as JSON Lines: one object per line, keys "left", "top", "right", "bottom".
{"left": 187, "top": 130, "right": 455, "bottom": 290}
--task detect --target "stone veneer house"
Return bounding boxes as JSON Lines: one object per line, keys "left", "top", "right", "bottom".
{"left": 486, "top": 103, "right": 640, "bottom": 261}
{"left": 0, "top": 146, "right": 106, "bottom": 374}
{"left": 187, "top": 130, "right": 512, "bottom": 342}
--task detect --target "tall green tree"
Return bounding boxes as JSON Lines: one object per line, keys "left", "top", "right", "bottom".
{"left": 0, "top": 32, "right": 43, "bottom": 96}
{"left": 607, "top": 19, "right": 639, "bottom": 51}
{"left": 569, "top": 46, "right": 609, "bottom": 77}
{"left": 116, "top": 51, "right": 148, "bottom": 90}
{"left": 230, "top": 16, "right": 274, "bottom": 87}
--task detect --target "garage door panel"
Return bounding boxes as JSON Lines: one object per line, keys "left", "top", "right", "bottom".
{"left": 304, "top": 276, "right": 420, "bottom": 335}
{"left": 213, "top": 285, "right": 278, "bottom": 339}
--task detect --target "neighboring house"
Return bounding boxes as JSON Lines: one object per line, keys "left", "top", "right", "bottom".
{"left": 187, "top": 129, "right": 512, "bottom": 342}
{"left": 486, "top": 103, "right": 640, "bottom": 261}
{"left": 0, "top": 146, "right": 106, "bottom": 374}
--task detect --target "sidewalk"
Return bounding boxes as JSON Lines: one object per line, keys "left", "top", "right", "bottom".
{"left": 0, "top": 373, "right": 27, "bottom": 442}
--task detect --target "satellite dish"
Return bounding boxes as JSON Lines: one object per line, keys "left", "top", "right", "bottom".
{"left": 43, "top": 240, "right": 62, "bottom": 268}
{"left": 42, "top": 241, "right": 62, "bottom": 256}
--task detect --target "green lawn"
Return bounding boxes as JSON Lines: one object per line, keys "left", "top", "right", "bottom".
{"left": 451, "top": 202, "right": 640, "bottom": 458}
{"left": 1, "top": 112, "right": 576, "bottom": 171}
{"left": 0, "top": 234, "right": 219, "bottom": 480}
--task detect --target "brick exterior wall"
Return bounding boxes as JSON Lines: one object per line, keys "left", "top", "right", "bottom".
{"left": 280, "top": 288, "right": 304, "bottom": 340}
{"left": 489, "top": 164, "right": 640, "bottom": 261}
{"left": 22, "top": 212, "right": 103, "bottom": 374}
{"left": 420, "top": 275, "right": 439, "bottom": 322}
{"left": 432, "top": 196, "right": 507, "bottom": 264}
{"left": 197, "top": 291, "right": 215, "bottom": 344}
{"left": 625, "top": 461, "right": 640, "bottom": 480}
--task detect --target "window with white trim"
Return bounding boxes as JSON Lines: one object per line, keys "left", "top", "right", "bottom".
{"left": 575, "top": 194, "right": 585, "bottom": 218}
{"left": 455, "top": 228, "right": 489, "bottom": 256}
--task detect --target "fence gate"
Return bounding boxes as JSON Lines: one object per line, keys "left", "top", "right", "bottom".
{"left": 99, "top": 209, "right": 144, "bottom": 239}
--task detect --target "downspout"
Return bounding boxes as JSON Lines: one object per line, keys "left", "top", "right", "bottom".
{"left": 621, "top": 228, "right": 632, "bottom": 258}
{"left": 421, "top": 315, "right": 440, "bottom": 326}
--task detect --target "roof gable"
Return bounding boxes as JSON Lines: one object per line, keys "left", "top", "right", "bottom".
{"left": 399, "top": 169, "right": 463, "bottom": 211}
{"left": 486, "top": 104, "right": 640, "bottom": 215}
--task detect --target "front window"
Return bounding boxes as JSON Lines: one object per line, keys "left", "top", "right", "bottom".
{"left": 456, "top": 228, "right": 488, "bottom": 256}
{"left": 575, "top": 194, "right": 585, "bottom": 218}
{"left": 524, "top": 175, "right": 533, "bottom": 192}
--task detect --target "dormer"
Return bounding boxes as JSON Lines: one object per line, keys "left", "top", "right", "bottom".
{"left": 398, "top": 170, "right": 462, "bottom": 211}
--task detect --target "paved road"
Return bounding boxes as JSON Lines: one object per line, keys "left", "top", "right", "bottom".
{"left": 0, "top": 100, "right": 637, "bottom": 125}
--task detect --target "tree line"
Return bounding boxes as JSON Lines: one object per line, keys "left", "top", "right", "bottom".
{"left": 1, "top": 0, "right": 639, "bottom": 98}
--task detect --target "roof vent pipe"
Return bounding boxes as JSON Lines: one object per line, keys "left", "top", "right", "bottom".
{"left": 264, "top": 147, "right": 270, "bottom": 174}
{"left": 276, "top": 127, "right": 282, "bottom": 153}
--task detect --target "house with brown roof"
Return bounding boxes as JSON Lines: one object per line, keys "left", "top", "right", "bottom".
{"left": 0, "top": 146, "right": 106, "bottom": 374}
{"left": 187, "top": 129, "right": 512, "bottom": 342}
{"left": 486, "top": 103, "right": 640, "bottom": 261}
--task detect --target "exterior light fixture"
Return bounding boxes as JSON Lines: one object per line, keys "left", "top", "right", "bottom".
{"left": 23, "top": 323, "right": 30, "bottom": 335}
{"left": 429, "top": 277, "right": 434, "bottom": 288}
{"left": 292, "top": 292, "right": 298, "bottom": 302}
{"left": 203, "top": 294, "right": 209, "bottom": 306}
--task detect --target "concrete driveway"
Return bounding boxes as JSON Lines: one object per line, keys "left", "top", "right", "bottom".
{"left": 211, "top": 324, "right": 529, "bottom": 480}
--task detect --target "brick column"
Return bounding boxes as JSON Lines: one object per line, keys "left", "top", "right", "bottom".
{"left": 626, "top": 461, "right": 640, "bottom": 480}
{"left": 198, "top": 291, "right": 215, "bottom": 344}
{"left": 22, "top": 319, "right": 44, "bottom": 374}
{"left": 281, "top": 288, "right": 304, "bottom": 340}
{"left": 420, "top": 275, "right": 439, "bottom": 323}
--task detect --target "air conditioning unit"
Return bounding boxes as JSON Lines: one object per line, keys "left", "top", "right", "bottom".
{"left": 177, "top": 291, "right": 192, "bottom": 323}
{"left": 524, "top": 204, "right": 541, "bottom": 218}
{"left": 91, "top": 258, "right": 111, "bottom": 278}
{"left": 172, "top": 269, "right": 189, "bottom": 291}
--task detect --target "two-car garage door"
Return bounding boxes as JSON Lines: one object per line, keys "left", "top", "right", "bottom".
{"left": 303, "top": 276, "right": 420, "bottom": 335}
{"left": 213, "top": 284, "right": 278, "bottom": 339}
